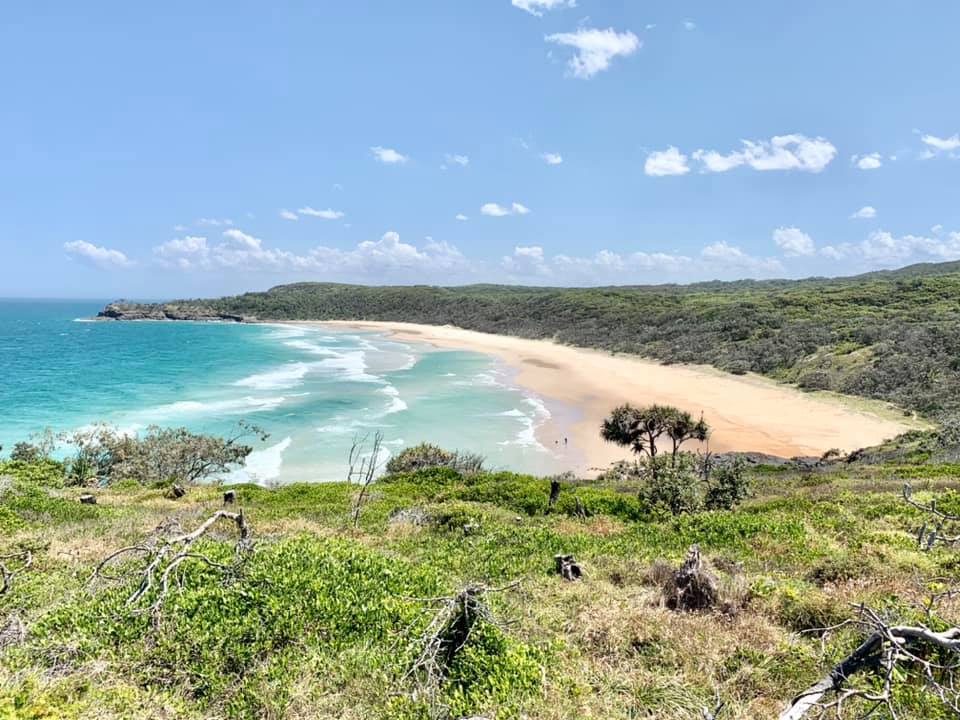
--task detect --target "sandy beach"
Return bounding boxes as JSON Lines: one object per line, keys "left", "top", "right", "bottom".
{"left": 310, "top": 321, "right": 919, "bottom": 475}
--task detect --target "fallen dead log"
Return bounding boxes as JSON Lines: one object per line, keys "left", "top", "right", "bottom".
{"left": 780, "top": 607, "right": 960, "bottom": 719}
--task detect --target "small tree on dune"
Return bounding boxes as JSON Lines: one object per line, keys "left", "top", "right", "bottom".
{"left": 601, "top": 404, "right": 710, "bottom": 475}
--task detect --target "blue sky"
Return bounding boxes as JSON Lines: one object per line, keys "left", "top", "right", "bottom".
{"left": 2, "top": 1, "right": 960, "bottom": 298}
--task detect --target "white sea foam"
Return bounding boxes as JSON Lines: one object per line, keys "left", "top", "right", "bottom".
{"left": 523, "top": 396, "right": 552, "bottom": 419}
{"left": 223, "top": 436, "right": 292, "bottom": 485}
{"left": 454, "top": 370, "right": 503, "bottom": 388}
{"left": 315, "top": 350, "right": 380, "bottom": 383}
{"left": 284, "top": 339, "right": 340, "bottom": 356}
{"left": 234, "top": 362, "right": 314, "bottom": 390}
{"left": 148, "top": 395, "right": 288, "bottom": 419}
{"left": 378, "top": 385, "right": 408, "bottom": 415}
{"left": 261, "top": 323, "right": 309, "bottom": 339}
{"left": 497, "top": 396, "right": 552, "bottom": 451}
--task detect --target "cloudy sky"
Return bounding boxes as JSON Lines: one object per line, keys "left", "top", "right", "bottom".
{"left": 3, "top": 1, "right": 960, "bottom": 298}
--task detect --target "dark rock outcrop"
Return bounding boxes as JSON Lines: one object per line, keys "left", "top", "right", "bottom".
{"left": 96, "top": 302, "right": 251, "bottom": 323}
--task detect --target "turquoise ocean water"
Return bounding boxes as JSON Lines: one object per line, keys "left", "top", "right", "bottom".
{"left": 0, "top": 300, "right": 571, "bottom": 482}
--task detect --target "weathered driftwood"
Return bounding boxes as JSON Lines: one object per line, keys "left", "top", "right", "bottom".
{"left": 0, "top": 614, "right": 25, "bottom": 650}
{"left": 407, "top": 581, "right": 519, "bottom": 707}
{"left": 554, "top": 554, "right": 583, "bottom": 581}
{"left": 0, "top": 550, "right": 32, "bottom": 596}
{"left": 779, "top": 604, "right": 960, "bottom": 719}
{"left": 668, "top": 545, "right": 718, "bottom": 611}
{"left": 90, "top": 509, "right": 251, "bottom": 618}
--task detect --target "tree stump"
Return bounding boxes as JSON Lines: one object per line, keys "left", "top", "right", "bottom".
{"left": 79, "top": 494, "right": 97, "bottom": 505}
{"left": 223, "top": 490, "right": 236, "bottom": 504}
{"left": 669, "top": 545, "right": 718, "bottom": 611}
{"left": 554, "top": 554, "right": 583, "bottom": 581}
{"left": 549, "top": 479, "right": 561, "bottom": 509}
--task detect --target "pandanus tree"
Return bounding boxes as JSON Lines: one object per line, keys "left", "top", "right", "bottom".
{"left": 600, "top": 404, "right": 709, "bottom": 479}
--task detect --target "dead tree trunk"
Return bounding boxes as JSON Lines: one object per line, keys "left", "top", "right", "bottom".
{"left": 548, "top": 479, "right": 561, "bottom": 509}
{"left": 554, "top": 554, "right": 583, "bottom": 581}
{"left": 669, "top": 545, "right": 718, "bottom": 611}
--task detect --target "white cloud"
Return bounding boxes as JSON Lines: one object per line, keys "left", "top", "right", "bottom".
{"left": 481, "top": 202, "right": 531, "bottom": 217}
{"left": 173, "top": 224, "right": 188, "bottom": 232}
{"left": 370, "top": 146, "right": 409, "bottom": 164}
{"left": 298, "top": 207, "right": 345, "bottom": 220}
{"left": 455, "top": 213, "right": 469, "bottom": 221}
{"left": 920, "top": 133, "right": 960, "bottom": 154}
{"left": 850, "top": 206, "right": 877, "bottom": 220}
{"left": 155, "top": 235, "right": 208, "bottom": 257}
{"left": 701, "top": 241, "right": 784, "bottom": 273}
{"left": 198, "top": 218, "right": 233, "bottom": 227}
{"left": 773, "top": 227, "right": 816, "bottom": 257}
{"left": 852, "top": 153, "right": 882, "bottom": 170}
{"left": 683, "top": 20, "right": 697, "bottom": 30}
{"left": 512, "top": 0, "right": 576, "bottom": 16}
{"left": 502, "top": 246, "right": 550, "bottom": 276}
{"left": 693, "top": 134, "right": 837, "bottom": 174}
{"left": 820, "top": 230, "right": 960, "bottom": 266}
{"left": 279, "top": 209, "right": 299, "bottom": 221}
{"left": 541, "top": 152, "right": 563, "bottom": 165}
{"left": 502, "top": 242, "right": 782, "bottom": 282}
{"left": 545, "top": 27, "right": 640, "bottom": 78}
{"left": 445, "top": 153, "right": 469, "bottom": 167}
{"left": 481, "top": 203, "right": 510, "bottom": 217}
{"left": 645, "top": 146, "right": 690, "bottom": 176}
{"left": 152, "top": 229, "right": 468, "bottom": 278}
{"left": 64, "top": 240, "right": 134, "bottom": 269}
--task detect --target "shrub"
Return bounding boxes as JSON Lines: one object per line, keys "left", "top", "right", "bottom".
{"left": 58, "top": 423, "right": 267, "bottom": 486}
{"left": 386, "top": 443, "right": 484, "bottom": 475}
{"left": 704, "top": 456, "right": 751, "bottom": 510}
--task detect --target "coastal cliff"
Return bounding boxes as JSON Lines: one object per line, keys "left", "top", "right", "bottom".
{"left": 97, "top": 302, "right": 251, "bottom": 323}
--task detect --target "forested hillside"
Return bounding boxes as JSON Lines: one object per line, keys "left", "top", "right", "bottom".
{"left": 101, "top": 261, "right": 960, "bottom": 420}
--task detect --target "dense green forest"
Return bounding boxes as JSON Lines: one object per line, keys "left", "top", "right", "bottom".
{"left": 104, "top": 260, "right": 960, "bottom": 420}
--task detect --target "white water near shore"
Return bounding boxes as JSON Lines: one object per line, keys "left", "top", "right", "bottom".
{"left": 311, "top": 320, "right": 922, "bottom": 474}
{"left": 1, "top": 303, "right": 572, "bottom": 485}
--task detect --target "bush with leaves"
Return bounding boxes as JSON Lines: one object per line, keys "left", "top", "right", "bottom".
{"left": 635, "top": 452, "right": 750, "bottom": 516}
{"left": 704, "top": 455, "right": 750, "bottom": 510}
{"left": 58, "top": 422, "right": 267, "bottom": 486}
{"left": 385, "top": 442, "right": 484, "bottom": 476}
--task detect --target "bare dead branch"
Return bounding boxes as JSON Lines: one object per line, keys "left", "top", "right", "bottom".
{"left": 349, "top": 431, "right": 385, "bottom": 528}
{"left": 405, "top": 582, "right": 520, "bottom": 714}
{"left": 89, "top": 510, "right": 251, "bottom": 619}
{"left": 780, "top": 601, "right": 960, "bottom": 719}
{"left": 0, "top": 550, "right": 33, "bottom": 596}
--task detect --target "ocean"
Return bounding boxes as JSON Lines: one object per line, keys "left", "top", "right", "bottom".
{"left": 0, "top": 299, "right": 569, "bottom": 483}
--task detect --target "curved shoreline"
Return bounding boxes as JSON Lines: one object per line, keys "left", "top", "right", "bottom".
{"left": 301, "top": 320, "right": 923, "bottom": 475}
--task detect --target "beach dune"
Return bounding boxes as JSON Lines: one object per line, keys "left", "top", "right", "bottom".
{"left": 314, "top": 321, "right": 918, "bottom": 475}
